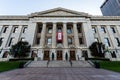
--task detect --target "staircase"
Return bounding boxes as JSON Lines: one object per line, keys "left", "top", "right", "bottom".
{"left": 27, "top": 61, "right": 48, "bottom": 67}
{"left": 27, "top": 60, "right": 93, "bottom": 68}
{"left": 71, "top": 61, "right": 92, "bottom": 67}
{"left": 48, "top": 61, "right": 71, "bottom": 67}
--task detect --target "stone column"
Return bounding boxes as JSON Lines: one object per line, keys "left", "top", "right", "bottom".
{"left": 73, "top": 23, "right": 81, "bottom": 60}
{"left": 73, "top": 22, "right": 79, "bottom": 47}
{"left": 63, "top": 23, "right": 68, "bottom": 60}
{"left": 40, "top": 23, "right": 46, "bottom": 48}
{"left": 52, "top": 23, "right": 56, "bottom": 48}
{"left": 63, "top": 22, "right": 68, "bottom": 48}
{"left": 51, "top": 23, "right": 57, "bottom": 60}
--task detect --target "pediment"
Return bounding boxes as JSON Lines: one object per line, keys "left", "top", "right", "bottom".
{"left": 41, "top": 10, "right": 78, "bottom": 16}
{"left": 30, "top": 7, "right": 90, "bottom": 17}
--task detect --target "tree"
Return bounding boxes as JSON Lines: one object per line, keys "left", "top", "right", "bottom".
{"left": 10, "top": 41, "right": 31, "bottom": 58}
{"left": 89, "top": 42, "right": 105, "bottom": 57}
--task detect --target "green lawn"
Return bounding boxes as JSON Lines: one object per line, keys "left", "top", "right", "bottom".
{"left": 100, "top": 61, "right": 120, "bottom": 73}
{"left": 0, "top": 61, "right": 26, "bottom": 72}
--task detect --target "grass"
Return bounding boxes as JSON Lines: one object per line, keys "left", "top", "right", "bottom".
{"left": 100, "top": 61, "right": 120, "bottom": 73}
{"left": 0, "top": 61, "right": 26, "bottom": 72}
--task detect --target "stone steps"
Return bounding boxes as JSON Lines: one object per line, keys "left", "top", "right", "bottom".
{"left": 71, "top": 61, "right": 92, "bottom": 67}
{"left": 27, "top": 61, "right": 48, "bottom": 67}
{"left": 48, "top": 61, "right": 71, "bottom": 67}
{"left": 27, "top": 60, "right": 92, "bottom": 68}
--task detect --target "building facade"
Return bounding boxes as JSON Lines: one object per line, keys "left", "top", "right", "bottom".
{"left": 0, "top": 7, "right": 120, "bottom": 61}
{"left": 101, "top": 0, "right": 120, "bottom": 16}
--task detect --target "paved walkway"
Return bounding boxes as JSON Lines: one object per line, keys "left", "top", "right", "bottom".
{"left": 0, "top": 68, "right": 120, "bottom": 80}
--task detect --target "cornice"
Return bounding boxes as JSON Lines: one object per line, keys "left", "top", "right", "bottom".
{"left": 0, "top": 16, "right": 29, "bottom": 20}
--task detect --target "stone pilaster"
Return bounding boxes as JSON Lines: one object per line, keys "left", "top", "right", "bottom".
{"left": 106, "top": 25, "right": 115, "bottom": 47}
{"left": 26, "top": 23, "right": 37, "bottom": 46}
{"left": 15, "top": 25, "right": 23, "bottom": 43}
{"left": 3, "top": 25, "right": 13, "bottom": 48}
{"left": 82, "top": 22, "right": 94, "bottom": 47}
{"left": 40, "top": 23, "right": 46, "bottom": 48}
{"left": 96, "top": 25, "right": 103, "bottom": 43}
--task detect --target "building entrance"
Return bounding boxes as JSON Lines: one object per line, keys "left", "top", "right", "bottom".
{"left": 44, "top": 51, "right": 50, "bottom": 60}
{"left": 57, "top": 50, "right": 62, "bottom": 60}
{"left": 70, "top": 50, "right": 76, "bottom": 60}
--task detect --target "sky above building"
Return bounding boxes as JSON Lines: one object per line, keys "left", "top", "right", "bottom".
{"left": 0, "top": 0, "right": 105, "bottom": 15}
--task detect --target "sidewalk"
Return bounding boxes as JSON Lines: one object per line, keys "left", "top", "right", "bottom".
{"left": 0, "top": 68, "right": 120, "bottom": 80}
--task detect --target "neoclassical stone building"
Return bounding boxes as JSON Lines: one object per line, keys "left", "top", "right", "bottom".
{"left": 0, "top": 7, "right": 120, "bottom": 61}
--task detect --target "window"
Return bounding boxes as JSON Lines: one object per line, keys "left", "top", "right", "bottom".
{"left": 77, "top": 23, "right": 82, "bottom": 33}
{"left": 13, "top": 27, "right": 18, "bottom": 33}
{"left": 101, "top": 26, "right": 106, "bottom": 33}
{"left": 3, "top": 26, "right": 8, "bottom": 33}
{"left": 0, "top": 38, "right": 4, "bottom": 47}
{"left": 47, "top": 38, "right": 52, "bottom": 44}
{"left": 115, "top": 37, "right": 120, "bottom": 46}
{"left": 48, "top": 27, "right": 52, "bottom": 33}
{"left": 21, "top": 38, "right": 25, "bottom": 41}
{"left": 67, "top": 28, "right": 72, "bottom": 34}
{"left": 79, "top": 38, "right": 83, "bottom": 44}
{"left": 57, "top": 27, "right": 62, "bottom": 32}
{"left": 104, "top": 38, "right": 111, "bottom": 47}
{"left": 68, "top": 38, "right": 72, "bottom": 44}
{"left": 111, "top": 27, "right": 116, "bottom": 33}
{"left": 111, "top": 51, "right": 116, "bottom": 58}
{"left": 36, "top": 38, "right": 40, "bottom": 45}
{"left": 38, "top": 27, "right": 42, "bottom": 33}
{"left": 23, "top": 26, "right": 27, "bottom": 33}
{"left": 77, "top": 26, "right": 82, "bottom": 33}
{"left": 92, "top": 27, "right": 96, "bottom": 33}
{"left": 8, "top": 38, "right": 15, "bottom": 47}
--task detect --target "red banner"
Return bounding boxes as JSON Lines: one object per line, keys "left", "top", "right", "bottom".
{"left": 56, "top": 32, "right": 63, "bottom": 42}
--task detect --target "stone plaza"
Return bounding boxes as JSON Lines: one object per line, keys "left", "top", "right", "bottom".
{"left": 0, "top": 67, "right": 120, "bottom": 80}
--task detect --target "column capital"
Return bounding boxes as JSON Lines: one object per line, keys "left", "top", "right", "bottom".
{"left": 52, "top": 22, "right": 56, "bottom": 24}
{"left": 42, "top": 22, "right": 46, "bottom": 24}
{"left": 53, "top": 22, "right": 57, "bottom": 26}
{"left": 63, "top": 22, "right": 67, "bottom": 24}
{"left": 73, "top": 22, "right": 77, "bottom": 24}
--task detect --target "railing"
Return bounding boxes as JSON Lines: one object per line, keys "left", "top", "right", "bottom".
{"left": 24, "top": 60, "right": 32, "bottom": 68}
{"left": 87, "top": 60, "right": 95, "bottom": 67}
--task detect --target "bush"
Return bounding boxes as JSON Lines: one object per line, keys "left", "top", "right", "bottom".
{"left": 0, "top": 61, "right": 27, "bottom": 72}
{"left": 89, "top": 42, "right": 105, "bottom": 57}
{"left": 9, "top": 58, "right": 34, "bottom": 61}
{"left": 86, "top": 57, "right": 110, "bottom": 61}
{"left": 94, "top": 61, "right": 100, "bottom": 68}
{"left": 19, "top": 62, "right": 25, "bottom": 68}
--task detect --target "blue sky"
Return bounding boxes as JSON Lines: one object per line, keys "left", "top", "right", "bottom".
{"left": 0, "top": 0, "right": 105, "bottom": 15}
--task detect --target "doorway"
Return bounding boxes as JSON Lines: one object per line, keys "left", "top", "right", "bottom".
{"left": 44, "top": 51, "right": 50, "bottom": 60}
{"left": 57, "top": 50, "right": 62, "bottom": 60}
{"left": 70, "top": 50, "right": 76, "bottom": 60}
